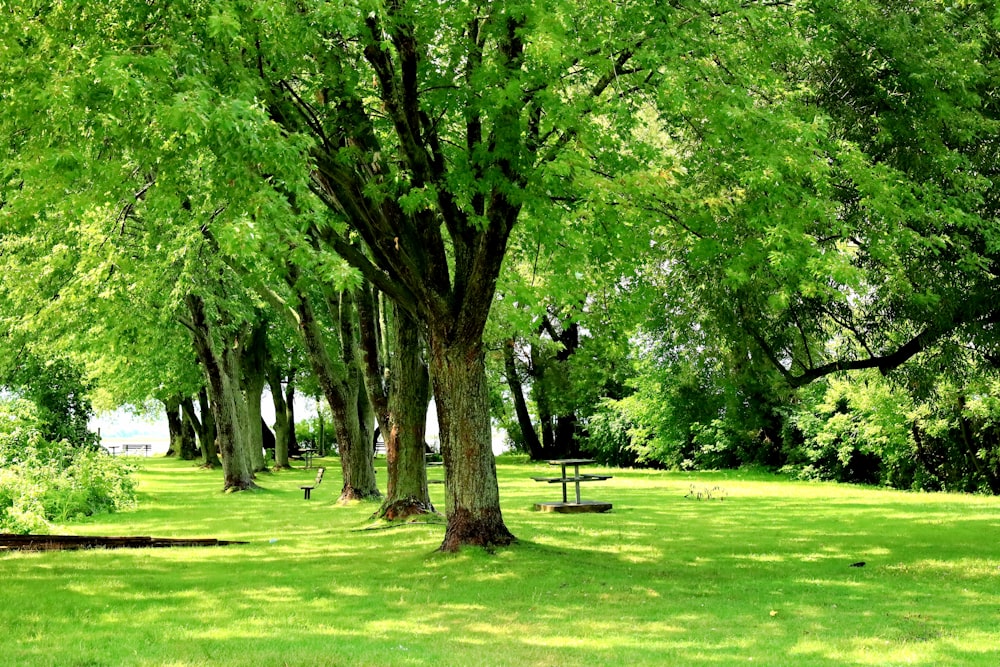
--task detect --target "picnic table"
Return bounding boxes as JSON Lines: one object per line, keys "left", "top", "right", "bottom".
{"left": 300, "top": 447, "right": 316, "bottom": 469}
{"left": 533, "top": 458, "right": 613, "bottom": 513}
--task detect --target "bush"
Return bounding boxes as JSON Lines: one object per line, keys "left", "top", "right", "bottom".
{"left": 0, "top": 399, "right": 136, "bottom": 534}
{"left": 580, "top": 405, "right": 646, "bottom": 468}
{"left": 781, "top": 374, "right": 916, "bottom": 487}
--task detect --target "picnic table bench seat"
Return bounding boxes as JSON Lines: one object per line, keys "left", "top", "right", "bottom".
{"left": 531, "top": 475, "right": 613, "bottom": 483}
{"left": 300, "top": 467, "right": 325, "bottom": 500}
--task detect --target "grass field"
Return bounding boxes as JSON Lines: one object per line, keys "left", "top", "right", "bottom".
{"left": 3, "top": 455, "right": 1000, "bottom": 666}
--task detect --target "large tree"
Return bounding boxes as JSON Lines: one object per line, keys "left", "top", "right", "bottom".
{"left": 640, "top": 0, "right": 1000, "bottom": 389}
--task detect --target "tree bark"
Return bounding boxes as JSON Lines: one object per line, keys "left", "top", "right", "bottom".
{"left": 430, "top": 335, "right": 515, "bottom": 551}
{"left": 356, "top": 282, "right": 390, "bottom": 440}
{"left": 241, "top": 320, "right": 269, "bottom": 473}
{"left": 182, "top": 393, "right": 220, "bottom": 467}
{"left": 285, "top": 377, "right": 299, "bottom": 456}
{"left": 179, "top": 402, "right": 198, "bottom": 460}
{"left": 186, "top": 294, "right": 256, "bottom": 491}
{"left": 194, "top": 387, "right": 221, "bottom": 467}
{"left": 268, "top": 367, "right": 291, "bottom": 469}
{"left": 163, "top": 395, "right": 184, "bottom": 458}
{"left": 291, "top": 281, "right": 379, "bottom": 501}
{"left": 376, "top": 303, "right": 434, "bottom": 520}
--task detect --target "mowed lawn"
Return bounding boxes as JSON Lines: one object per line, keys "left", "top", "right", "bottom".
{"left": 3, "top": 456, "right": 1000, "bottom": 666}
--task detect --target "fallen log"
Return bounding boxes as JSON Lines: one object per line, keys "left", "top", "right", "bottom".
{"left": 0, "top": 534, "right": 248, "bottom": 552}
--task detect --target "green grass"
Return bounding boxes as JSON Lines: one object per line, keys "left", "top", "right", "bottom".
{"left": 4, "top": 456, "right": 1000, "bottom": 666}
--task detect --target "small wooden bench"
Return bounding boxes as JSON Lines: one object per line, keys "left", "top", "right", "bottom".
{"left": 122, "top": 443, "right": 152, "bottom": 456}
{"left": 301, "top": 467, "right": 325, "bottom": 500}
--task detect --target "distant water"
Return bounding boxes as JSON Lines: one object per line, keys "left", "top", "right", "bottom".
{"left": 98, "top": 435, "right": 170, "bottom": 456}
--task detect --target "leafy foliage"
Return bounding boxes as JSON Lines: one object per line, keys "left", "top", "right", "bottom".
{"left": 3, "top": 355, "right": 98, "bottom": 447}
{"left": 0, "top": 398, "right": 136, "bottom": 534}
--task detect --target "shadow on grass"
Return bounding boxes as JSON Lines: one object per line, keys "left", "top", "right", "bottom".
{"left": 4, "top": 458, "right": 1000, "bottom": 665}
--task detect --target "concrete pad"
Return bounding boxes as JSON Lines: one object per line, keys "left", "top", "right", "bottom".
{"left": 534, "top": 501, "right": 613, "bottom": 513}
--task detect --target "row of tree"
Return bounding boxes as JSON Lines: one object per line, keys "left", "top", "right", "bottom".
{"left": 2, "top": 0, "right": 999, "bottom": 549}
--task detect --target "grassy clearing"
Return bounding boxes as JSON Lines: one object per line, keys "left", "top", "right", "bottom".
{"left": 3, "top": 456, "right": 1000, "bottom": 666}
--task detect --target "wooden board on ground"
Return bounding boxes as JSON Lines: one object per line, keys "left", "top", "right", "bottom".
{"left": 0, "top": 534, "right": 248, "bottom": 552}
{"left": 534, "top": 501, "right": 613, "bottom": 514}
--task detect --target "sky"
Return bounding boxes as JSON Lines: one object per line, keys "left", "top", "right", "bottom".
{"left": 91, "top": 393, "right": 509, "bottom": 454}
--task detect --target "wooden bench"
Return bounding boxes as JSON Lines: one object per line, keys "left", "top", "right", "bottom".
{"left": 122, "top": 443, "right": 152, "bottom": 456}
{"left": 300, "top": 467, "right": 325, "bottom": 500}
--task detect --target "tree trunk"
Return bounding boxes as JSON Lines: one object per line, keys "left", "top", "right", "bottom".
{"left": 285, "top": 375, "right": 299, "bottom": 456}
{"left": 180, "top": 406, "right": 198, "bottom": 459}
{"left": 186, "top": 294, "right": 257, "bottom": 491}
{"left": 243, "top": 373, "right": 267, "bottom": 472}
{"left": 268, "top": 368, "right": 291, "bottom": 469}
{"left": 196, "top": 387, "right": 220, "bottom": 467}
{"left": 182, "top": 394, "right": 220, "bottom": 467}
{"left": 163, "top": 395, "right": 184, "bottom": 458}
{"left": 376, "top": 304, "right": 434, "bottom": 520}
{"left": 330, "top": 375, "right": 380, "bottom": 502}
{"left": 502, "top": 338, "right": 543, "bottom": 461}
{"left": 291, "top": 280, "right": 379, "bottom": 501}
{"left": 356, "top": 282, "right": 390, "bottom": 442}
{"left": 430, "top": 335, "right": 515, "bottom": 551}
{"left": 241, "top": 320, "right": 269, "bottom": 473}
{"left": 554, "top": 414, "right": 580, "bottom": 459}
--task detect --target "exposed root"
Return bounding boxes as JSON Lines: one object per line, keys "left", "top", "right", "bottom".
{"left": 439, "top": 508, "right": 516, "bottom": 553}
{"left": 371, "top": 498, "right": 437, "bottom": 522}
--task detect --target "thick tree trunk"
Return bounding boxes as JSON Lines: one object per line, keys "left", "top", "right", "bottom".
{"left": 268, "top": 369, "right": 291, "bottom": 469}
{"left": 430, "top": 336, "right": 515, "bottom": 551}
{"left": 376, "top": 304, "right": 434, "bottom": 520}
{"left": 330, "top": 376, "right": 380, "bottom": 502}
{"left": 502, "top": 339, "right": 543, "bottom": 461}
{"left": 186, "top": 294, "right": 257, "bottom": 491}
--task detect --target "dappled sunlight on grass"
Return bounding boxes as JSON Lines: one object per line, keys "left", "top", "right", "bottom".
{"left": 4, "top": 456, "right": 1000, "bottom": 665}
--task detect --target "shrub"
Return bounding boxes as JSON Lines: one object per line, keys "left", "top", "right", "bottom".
{"left": 0, "top": 398, "right": 136, "bottom": 534}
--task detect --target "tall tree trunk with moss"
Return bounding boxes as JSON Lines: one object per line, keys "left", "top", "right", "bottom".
{"left": 359, "top": 289, "right": 434, "bottom": 520}
{"left": 382, "top": 304, "right": 433, "bottom": 519}
{"left": 431, "top": 335, "right": 514, "bottom": 551}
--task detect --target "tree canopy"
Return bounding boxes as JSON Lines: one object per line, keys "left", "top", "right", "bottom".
{"left": 3, "top": 0, "right": 1000, "bottom": 549}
